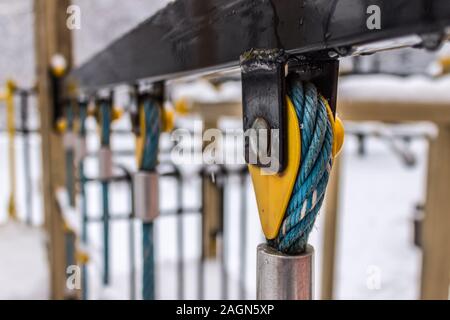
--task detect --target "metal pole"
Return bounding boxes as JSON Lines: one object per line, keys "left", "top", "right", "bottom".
{"left": 176, "top": 170, "right": 184, "bottom": 300}
{"left": 20, "top": 90, "right": 33, "bottom": 225}
{"left": 121, "top": 165, "right": 136, "bottom": 301}
{"left": 239, "top": 168, "right": 247, "bottom": 300}
{"left": 257, "top": 244, "right": 314, "bottom": 300}
{"left": 198, "top": 169, "right": 205, "bottom": 300}
{"left": 219, "top": 169, "right": 228, "bottom": 300}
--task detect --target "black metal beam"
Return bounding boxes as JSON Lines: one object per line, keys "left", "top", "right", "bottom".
{"left": 71, "top": 0, "right": 450, "bottom": 90}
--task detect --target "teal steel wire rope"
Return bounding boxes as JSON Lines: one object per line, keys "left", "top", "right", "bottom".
{"left": 99, "top": 100, "right": 112, "bottom": 285}
{"left": 78, "top": 101, "right": 89, "bottom": 299}
{"left": 140, "top": 99, "right": 161, "bottom": 300}
{"left": 269, "top": 79, "right": 334, "bottom": 254}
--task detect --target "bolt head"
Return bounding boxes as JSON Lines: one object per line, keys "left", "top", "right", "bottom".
{"left": 250, "top": 117, "right": 270, "bottom": 162}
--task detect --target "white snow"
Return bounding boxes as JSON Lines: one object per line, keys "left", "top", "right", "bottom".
{"left": 170, "top": 80, "right": 242, "bottom": 104}
{"left": 0, "top": 222, "right": 49, "bottom": 299}
{"left": 331, "top": 135, "right": 426, "bottom": 299}
{"left": 339, "top": 74, "right": 450, "bottom": 104}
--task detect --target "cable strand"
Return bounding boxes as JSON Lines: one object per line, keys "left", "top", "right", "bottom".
{"left": 270, "top": 79, "right": 334, "bottom": 254}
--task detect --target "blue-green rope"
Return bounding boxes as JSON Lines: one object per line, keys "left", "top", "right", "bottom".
{"left": 140, "top": 100, "right": 161, "bottom": 170}
{"left": 101, "top": 181, "right": 110, "bottom": 285}
{"left": 78, "top": 102, "right": 88, "bottom": 299}
{"left": 140, "top": 99, "right": 161, "bottom": 300}
{"left": 100, "top": 101, "right": 112, "bottom": 147}
{"left": 79, "top": 102, "right": 88, "bottom": 137}
{"left": 99, "top": 101, "right": 112, "bottom": 285}
{"left": 269, "top": 80, "right": 334, "bottom": 254}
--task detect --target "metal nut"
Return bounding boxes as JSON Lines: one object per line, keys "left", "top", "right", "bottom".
{"left": 249, "top": 117, "right": 270, "bottom": 164}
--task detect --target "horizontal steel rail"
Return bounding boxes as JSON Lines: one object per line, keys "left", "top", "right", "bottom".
{"left": 71, "top": 0, "right": 450, "bottom": 90}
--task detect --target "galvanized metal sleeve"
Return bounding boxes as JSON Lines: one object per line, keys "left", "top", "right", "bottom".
{"left": 257, "top": 243, "right": 314, "bottom": 300}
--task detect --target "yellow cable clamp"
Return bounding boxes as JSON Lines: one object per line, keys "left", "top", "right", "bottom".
{"left": 161, "top": 107, "right": 175, "bottom": 132}
{"left": 112, "top": 107, "right": 123, "bottom": 121}
{"left": 76, "top": 250, "right": 90, "bottom": 265}
{"left": 174, "top": 98, "right": 191, "bottom": 115}
{"left": 56, "top": 118, "right": 68, "bottom": 134}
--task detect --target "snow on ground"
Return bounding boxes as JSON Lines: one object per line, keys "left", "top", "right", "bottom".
{"left": 332, "top": 134, "right": 426, "bottom": 299}
{"left": 0, "top": 222, "right": 49, "bottom": 299}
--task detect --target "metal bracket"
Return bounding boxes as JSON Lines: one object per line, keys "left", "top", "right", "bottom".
{"left": 287, "top": 56, "right": 339, "bottom": 117}
{"left": 241, "top": 49, "right": 288, "bottom": 173}
{"left": 240, "top": 49, "right": 339, "bottom": 173}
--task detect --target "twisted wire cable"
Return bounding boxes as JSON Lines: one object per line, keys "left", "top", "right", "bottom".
{"left": 78, "top": 102, "right": 89, "bottom": 300}
{"left": 140, "top": 99, "right": 161, "bottom": 300}
{"left": 269, "top": 79, "right": 334, "bottom": 254}
{"left": 100, "top": 101, "right": 111, "bottom": 147}
{"left": 99, "top": 100, "right": 112, "bottom": 284}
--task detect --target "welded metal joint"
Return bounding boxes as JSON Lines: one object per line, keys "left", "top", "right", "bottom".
{"left": 133, "top": 171, "right": 159, "bottom": 223}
